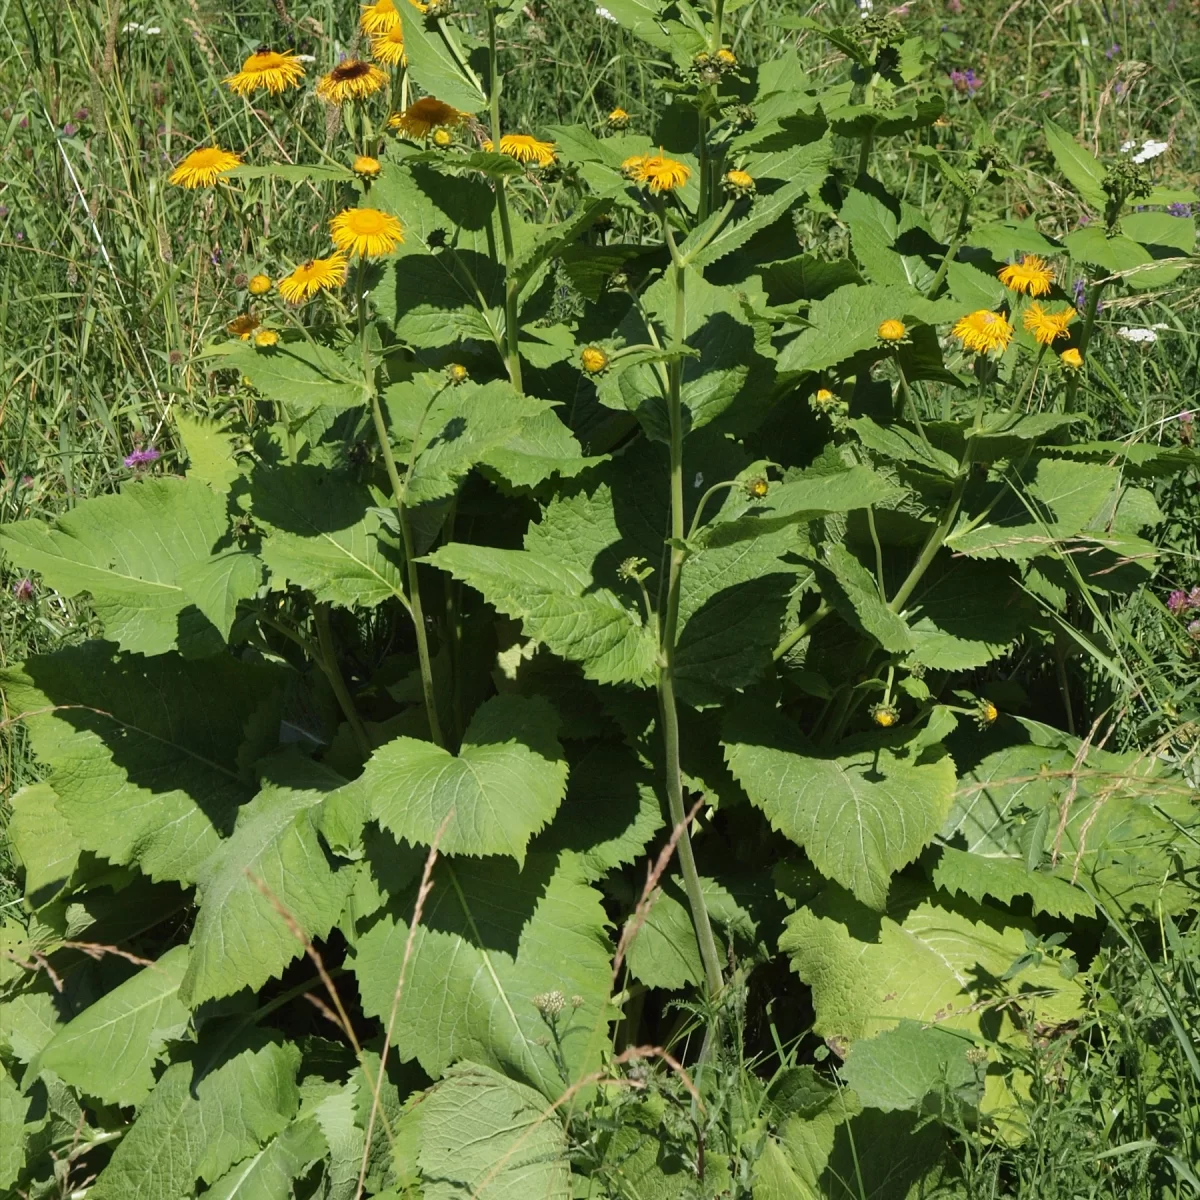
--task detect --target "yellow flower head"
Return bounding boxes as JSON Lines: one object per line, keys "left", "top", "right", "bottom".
{"left": 330, "top": 207, "right": 405, "bottom": 258}
{"left": 499, "top": 134, "right": 557, "bottom": 167}
{"left": 747, "top": 476, "right": 769, "bottom": 499}
{"left": 814, "top": 387, "right": 836, "bottom": 407}
{"left": 168, "top": 146, "right": 242, "bottom": 188}
{"left": 278, "top": 252, "right": 348, "bottom": 304}
{"left": 248, "top": 273, "right": 272, "bottom": 296}
{"left": 446, "top": 363, "right": 470, "bottom": 384}
{"left": 999, "top": 254, "right": 1054, "bottom": 297}
{"left": 953, "top": 309, "right": 1015, "bottom": 354}
{"left": 254, "top": 329, "right": 280, "bottom": 348}
{"left": 607, "top": 107, "right": 630, "bottom": 129}
{"left": 389, "top": 96, "right": 466, "bottom": 138}
{"left": 723, "top": 168, "right": 755, "bottom": 196}
{"left": 226, "top": 313, "right": 260, "bottom": 340}
{"left": 432, "top": 127, "right": 453, "bottom": 147}
{"left": 580, "top": 346, "right": 609, "bottom": 374}
{"left": 637, "top": 153, "right": 691, "bottom": 193}
{"left": 716, "top": 47, "right": 737, "bottom": 66}
{"left": 1023, "top": 302, "right": 1077, "bottom": 346}
{"left": 871, "top": 702, "right": 900, "bottom": 728}
{"left": 371, "top": 25, "right": 407, "bottom": 67}
{"left": 1060, "top": 347, "right": 1084, "bottom": 370}
{"left": 316, "top": 59, "right": 388, "bottom": 104}
{"left": 977, "top": 698, "right": 999, "bottom": 725}
{"left": 225, "top": 48, "right": 306, "bottom": 96}
{"left": 353, "top": 155, "right": 382, "bottom": 178}
{"left": 480, "top": 138, "right": 494, "bottom": 152}
{"left": 620, "top": 153, "right": 651, "bottom": 179}
{"left": 877, "top": 318, "right": 907, "bottom": 342}
{"left": 360, "top": 0, "right": 400, "bottom": 34}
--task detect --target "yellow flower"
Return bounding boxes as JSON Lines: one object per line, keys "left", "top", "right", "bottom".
{"left": 432, "top": 128, "right": 453, "bottom": 147}
{"left": 620, "top": 153, "right": 651, "bottom": 179}
{"left": 871, "top": 703, "right": 900, "bottom": 728}
{"left": 998, "top": 254, "right": 1054, "bottom": 297}
{"left": 168, "top": 146, "right": 242, "bottom": 188}
{"left": 580, "top": 346, "right": 609, "bottom": 373}
{"left": 226, "top": 313, "right": 260, "bottom": 340}
{"left": 316, "top": 60, "right": 388, "bottom": 104}
{"left": 637, "top": 153, "right": 690, "bottom": 193}
{"left": 1060, "top": 347, "right": 1083, "bottom": 369}
{"left": 353, "top": 155, "right": 382, "bottom": 178}
{"left": 248, "top": 274, "right": 272, "bottom": 295}
{"left": 716, "top": 47, "right": 737, "bottom": 66}
{"left": 952, "top": 309, "right": 1015, "bottom": 354}
{"left": 389, "top": 96, "right": 466, "bottom": 138}
{"left": 814, "top": 387, "right": 836, "bottom": 407}
{"left": 607, "top": 107, "right": 630, "bottom": 129}
{"left": 278, "top": 252, "right": 348, "bottom": 304}
{"left": 499, "top": 134, "right": 557, "bottom": 167}
{"left": 254, "top": 329, "right": 280, "bottom": 348}
{"left": 977, "top": 699, "right": 998, "bottom": 725}
{"left": 746, "top": 476, "right": 769, "bottom": 499}
{"left": 723, "top": 168, "right": 755, "bottom": 196}
{"left": 877, "top": 318, "right": 907, "bottom": 342}
{"left": 446, "top": 363, "right": 470, "bottom": 384}
{"left": 330, "top": 207, "right": 405, "bottom": 257}
{"left": 371, "top": 25, "right": 407, "bottom": 67}
{"left": 1023, "top": 302, "right": 1077, "bottom": 346}
{"left": 480, "top": 138, "right": 494, "bottom": 152}
{"left": 225, "top": 48, "right": 306, "bottom": 96}
{"left": 360, "top": 0, "right": 400, "bottom": 34}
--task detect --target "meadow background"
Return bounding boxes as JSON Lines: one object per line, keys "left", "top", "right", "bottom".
{"left": 2, "top": 0, "right": 1199, "bottom": 1195}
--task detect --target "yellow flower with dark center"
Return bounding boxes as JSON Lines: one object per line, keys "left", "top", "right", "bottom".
{"left": 330, "top": 207, "right": 405, "bottom": 257}
{"left": 580, "top": 346, "right": 609, "bottom": 374}
{"left": 225, "top": 48, "right": 306, "bottom": 96}
{"left": 1023, "top": 302, "right": 1077, "bottom": 346}
{"left": 999, "top": 254, "right": 1054, "bottom": 297}
{"left": 637, "top": 154, "right": 690, "bottom": 193}
{"left": 499, "top": 134, "right": 557, "bottom": 167}
{"left": 432, "top": 127, "right": 453, "bottom": 147}
{"left": 871, "top": 702, "right": 900, "bottom": 728}
{"left": 168, "top": 146, "right": 242, "bottom": 188}
{"left": 248, "top": 274, "right": 272, "bottom": 295}
{"left": 953, "top": 309, "right": 1015, "bottom": 354}
{"left": 353, "top": 155, "right": 382, "bottom": 178}
{"left": 446, "top": 363, "right": 470, "bottom": 384}
{"left": 389, "top": 96, "right": 466, "bottom": 138}
{"left": 278, "top": 252, "right": 348, "bottom": 304}
{"left": 316, "top": 60, "right": 388, "bottom": 104}
{"left": 723, "top": 168, "right": 755, "bottom": 196}
{"left": 620, "top": 153, "right": 651, "bottom": 179}
{"left": 1060, "top": 347, "right": 1083, "bottom": 369}
{"left": 254, "top": 329, "right": 280, "bottom": 348}
{"left": 877, "top": 318, "right": 907, "bottom": 342}
{"left": 607, "top": 107, "right": 630, "bottom": 129}
{"left": 226, "top": 313, "right": 260, "bottom": 340}
{"left": 371, "top": 25, "right": 407, "bottom": 67}
{"left": 360, "top": 0, "right": 400, "bottom": 34}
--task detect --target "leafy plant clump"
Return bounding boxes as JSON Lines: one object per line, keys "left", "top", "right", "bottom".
{"left": 2, "top": 0, "right": 1198, "bottom": 1196}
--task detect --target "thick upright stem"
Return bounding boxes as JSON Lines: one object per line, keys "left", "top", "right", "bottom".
{"left": 658, "top": 245, "right": 724, "bottom": 1000}
{"left": 314, "top": 602, "right": 372, "bottom": 760}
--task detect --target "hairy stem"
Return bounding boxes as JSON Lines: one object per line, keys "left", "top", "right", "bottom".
{"left": 658, "top": 235, "right": 724, "bottom": 1000}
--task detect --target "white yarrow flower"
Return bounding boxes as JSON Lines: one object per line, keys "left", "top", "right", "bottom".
{"left": 295, "top": 54, "right": 317, "bottom": 63}
{"left": 122, "top": 21, "right": 162, "bottom": 34}
{"left": 1120, "top": 139, "right": 1136, "bottom": 153}
{"left": 1132, "top": 139, "right": 1168, "bottom": 163}
{"left": 595, "top": 5, "right": 617, "bottom": 21}
{"left": 1116, "top": 326, "right": 1158, "bottom": 344}
{"left": 858, "top": 0, "right": 874, "bottom": 13}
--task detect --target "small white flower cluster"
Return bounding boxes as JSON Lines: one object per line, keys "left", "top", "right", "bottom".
{"left": 595, "top": 5, "right": 617, "bottom": 22}
{"left": 1115, "top": 323, "right": 1169, "bottom": 345}
{"left": 858, "top": 0, "right": 874, "bottom": 13}
{"left": 121, "top": 21, "right": 162, "bottom": 34}
{"left": 1120, "top": 138, "right": 1169, "bottom": 163}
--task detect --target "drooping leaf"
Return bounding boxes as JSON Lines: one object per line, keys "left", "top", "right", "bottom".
{"left": 199, "top": 1117, "right": 327, "bottom": 1200}
{"left": 724, "top": 706, "right": 955, "bottom": 908}
{"left": 0, "top": 1064, "right": 27, "bottom": 1190}
{"left": 206, "top": 339, "right": 364, "bottom": 409}
{"left": 180, "top": 773, "right": 352, "bottom": 1007}
{"left": 252, "top": 464, "right": 407, "bottom": 608}
{"left": 335, "top": 694, "right": 568, "bottom": 864}
{"left": 398, "top": 7, "right": 487, "bottom": 113}
{"left": 813, "top": 543, "right": 914, "bottom": 655}
{"left": 177, "top": 414, "right": 242, "bottom": 493}
{"left": 0, "top": 477, "right": 228, "bottom": 655}
{"left": 417, "top": 1062, "right": 570, "bottom": 1200}
{"left": 1042, "top": 120, "right": 1106, "bottom": 209}
{"left": 8, "top": 782, "right": 79, "bottom": 908}
{"left": 478, "top": 409, "right": 604, "bottom": 489}
{"left": 351, "top": 851, "right": 611, "bottom": 1099}
{"left": 1, "top": 645, "right": 280, "bottom": 885}
{"left": 32, "top": 945, "right": 190, "bottom": 1107}
{"left": 933, "top": 846, "right": 1096, "bottom": 918}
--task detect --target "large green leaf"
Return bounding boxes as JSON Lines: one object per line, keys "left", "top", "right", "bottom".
{"left": 813, "top": 543, "right": 914, "bottom": 655}
{"left": 1042, "top": 120, "right": 1106, "bottom": 209}
{"left": 8, "top": 782, "right": 79, "bottom": 908}
{"left": 840, "top": 185, "right": 938, "bottom": 290}
{"left": 205, "top": 340, "right": 364, "bottom": 409}
{"left": 933, "top": 846, "right": 1096, "bottom": 919}
{"left": 351, "top": 850, "right": 611, "bottom": 1099}
{"left": 479, "top": 409, "right": 603, "bottom": 489}
{"left": 0, "top": 477, "right": 230, "bottom": 655}
{"left": 335, "top": 694, "right": 568, "bottom": 863}
{"left": 199, "top": 1117, "right": 327, "bottom": 1200}
{"left": 418, "top": 1062, "right": 570, "bottom": 1200}
{"left": 0, "top": 1064, "right": 27, "bottom": 1190}
{"left": 398, "top": 7, "right": 487, "bottom": 113}
{"left": 180, "top": 774, "right": 352, "bottom": 1007}
{"left": 1, "top": 646, "right": 280, "bottom": 885}
{"left": 252, "top": 464, "right": 407, "bottom": 608}
{"left": 724, "top": 707, "right": 955, "bottom": 908}
{"left": 32, "top": 945, "right": 190, "bottom": 1107}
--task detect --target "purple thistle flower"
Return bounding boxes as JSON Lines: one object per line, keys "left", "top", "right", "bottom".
{"left": 1168, "top": 589, "right": 1188, "bottom": 614}
{"left": 1167, "top": 202, "right": 1193, "bottom": 217}
{"left": 124, "top": 447, "right": 161, "bottom": 469}
{"left": 12, "top": 578, "right": 34, "bottom": 603}
{"left": 1073, "top": 280, "right": 1086, "bottom": 309}
{"left": 950, "top": 68, "right": 981, "bottom": 96}
{"left": 62, "top": 122, "right": 78, "bottom": 137}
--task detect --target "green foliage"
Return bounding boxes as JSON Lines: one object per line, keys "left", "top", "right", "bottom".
{"left": 3, "top": 0, "right": 1199, "bottom": 1196}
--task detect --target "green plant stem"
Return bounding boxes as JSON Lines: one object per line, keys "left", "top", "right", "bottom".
{"left": 773, "top": 600, "right": 832, "bottom": 661}
{"left": 686, "top": 478, "right": 741, "bottom": 540}
{"left": 369, "top": 389, "right": 446, "bottom": 748}
{"left": 487, "top": 5, "right": 524, "bottom": 393}
{"left": 925, "top": 190, "right": 972, "bottom": 298}
{"left": 314, "top": 601, "right": 372, "bottom": 760}
{"left": 658, "top": 226, "right": 724, "bottom": 1001}
{"left": 1065, "top": 279, "right": 1105, "bottom": 413}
